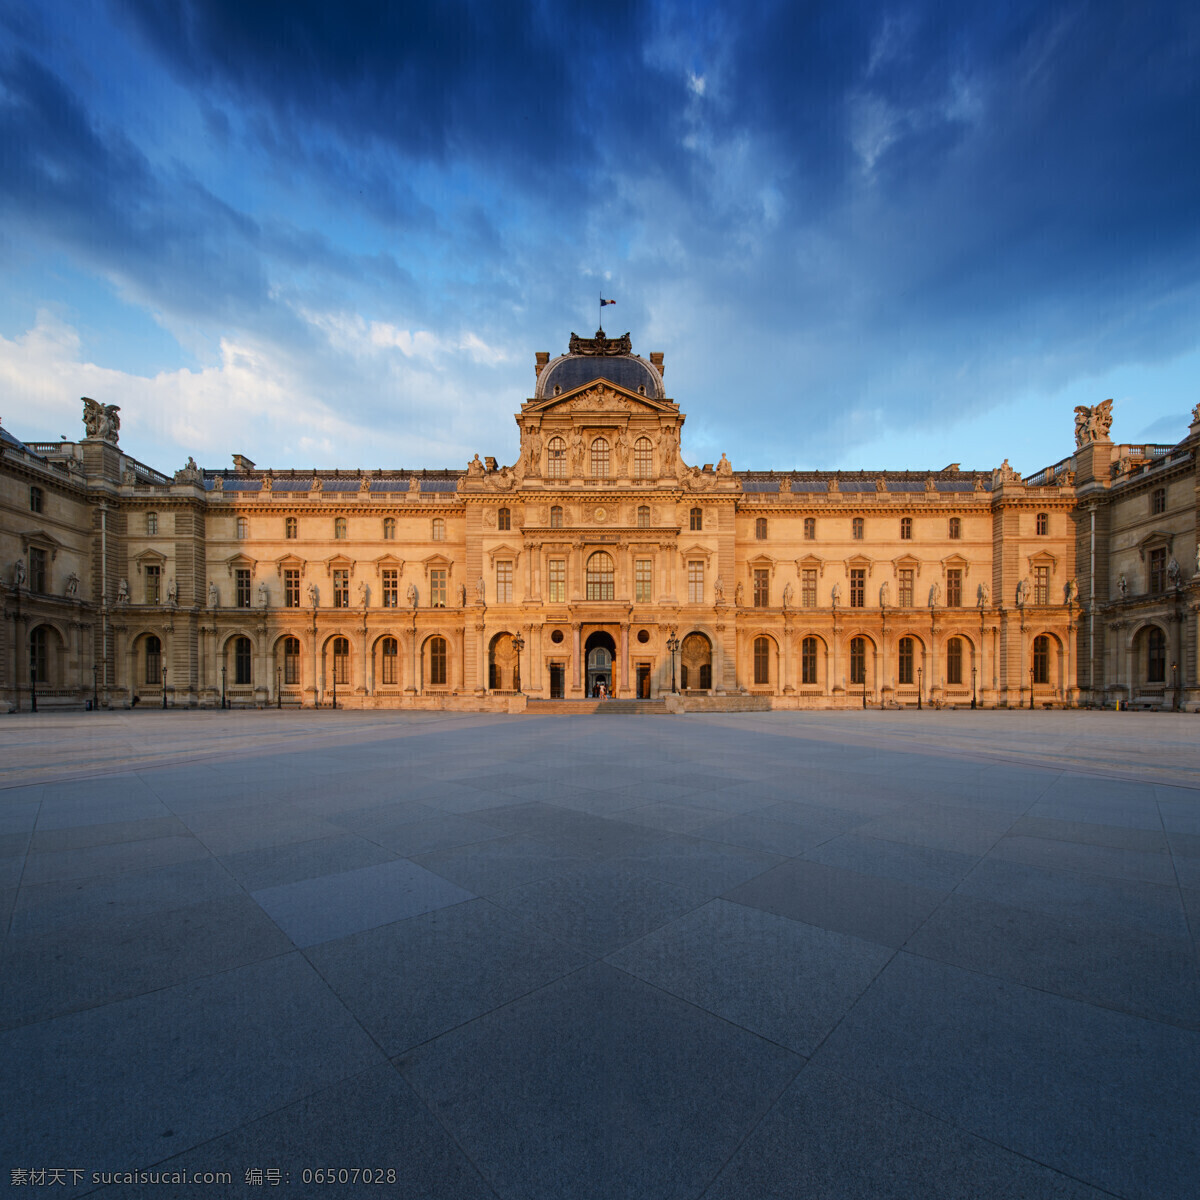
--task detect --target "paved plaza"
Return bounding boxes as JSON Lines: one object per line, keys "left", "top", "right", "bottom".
{"left": 1, "top": 709, "right": 1197, "bottom": 1199}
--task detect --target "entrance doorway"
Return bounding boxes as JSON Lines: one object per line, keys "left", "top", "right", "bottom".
{"left": 584, "top": 630, "right": 617, "bottom": 698}
{"left": 636, "top": 664, "right": 651, "bottom": 699}
{"left": 549, "top": 662, "right": 565, "bottom": 699}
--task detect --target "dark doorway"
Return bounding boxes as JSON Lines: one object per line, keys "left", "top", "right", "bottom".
{"left": 549, "top": 662, "right": 565, "bottom": 699}
{"left": 637, "top": 664, "right": 651, "bottom": 698}
{"left": 584, "top": 630, "right": 617, "bottom": 697}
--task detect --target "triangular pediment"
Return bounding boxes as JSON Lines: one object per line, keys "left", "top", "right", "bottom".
{"left": 522, "top": 379, "right": 676, "bottom": 418}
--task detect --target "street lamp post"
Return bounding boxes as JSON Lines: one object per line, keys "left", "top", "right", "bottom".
{"left": 30, "top": 659, "right": 37, "bottom": 713}
{"left": 1030, "top": 667, "right": 1035, "bottom": 710}
{"left": 332, "top": 654, "right": 338, "bottom": 711}
{"left": 917, "top": 666, "right": 922, "bottom": 710}
{"left": 92, "top": 662, "right": 99, "bottom": 711}
{"left": 971, "top": 665, "right": 977, "bottom": 709}
{"left": 1172, "top": 661, "right": 1178, "bottom": 710}
{"left": 666, "top": 631, "right": 680, "bottom": 694}
{"left": 513, "top": 632, "right": 524, "bottom": 693}
{"left": 277, "top": 666, "right": 282, "bottom": 709}
{"left": 221, "top": 665, "right": 227, "bottom": 710}
{"left": 161, "top": 665, "right": 168, "bottom": 709}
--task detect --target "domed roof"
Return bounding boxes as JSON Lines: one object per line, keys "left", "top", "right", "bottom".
{"left": 535, "top": 330, "right": 664, "bottom": 401}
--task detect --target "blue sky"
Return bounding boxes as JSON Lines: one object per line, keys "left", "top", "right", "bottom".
{"left": 2, "top": 0, "right": 1198, "bottom": 476}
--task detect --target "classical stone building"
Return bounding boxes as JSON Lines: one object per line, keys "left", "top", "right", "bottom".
{"left": 3, "top": 332, "right": 1198, "bottom": 711}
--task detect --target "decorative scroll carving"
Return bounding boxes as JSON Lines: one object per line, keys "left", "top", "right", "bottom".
{"left": 568, "top": 329, "right": 632, "bottom": 356}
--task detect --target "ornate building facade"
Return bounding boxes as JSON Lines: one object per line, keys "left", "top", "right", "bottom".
{"left": 3, "top": 332, "right": 1198, "bottom": 711}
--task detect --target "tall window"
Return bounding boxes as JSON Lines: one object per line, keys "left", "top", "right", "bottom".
{"left": 550, "top": 505, "right": 563, "bottom": 528}
{"left": 635, "top": 558, "right": 652, "bottom": 603}
{"left": 801, "top": 568, "right": 817, "bottom": 607}
{"left": 949, "top": 517, "right": 961, "bottom": 539}
{"left": 332, "top": 636, "right": 349, "bottom": 685}
{"left": 284, "top": 568, "right": 300, "bottom": 608}
{"left": 147, "top": 512, "right": 158, "bottom": 535}
{"left": 850, "top": 636, "right": 866, "bottom": 685}
{"left": 946, "top": 569, "right": 962, "bottom": 607}
{"left": 430, "top": 569, "right": 447, "bottom": 607}
{"left": 898, "top": 636, "right": 914, "bottom": 685}
{"left": 145, "top": 635, "right": 162, "bottom": 685}
{"left": 428, "top": 636, "right": 447, "bottom": 686}
{"left": 852, "top": 517, "right": 864, "bottom": 540}
{"left": 498, "top": 508, "right": 511, "bottom": 531}
{"left": 804, "top": 517, "right": 816, "bottom": 540}
{"left": 900, "top": 517, "right": 912, "bottom": 540}
{"left": 283, "top": 636, "right": 300, "bottom": 685}
{"left": 687, "top": 561, "right": 704, "bottom": 604}
{"left": 329, "top": 569, "right": 347, "bottom": 608}
{"left": 383, "top": 517, "right": 395, "bottom": 540}
{"left": 1033, "top": 565, "right": 1049, "bottom": 605}
{"left": 753, "top": 568, "right": 769, "bottom": 607}
{"left": 144, "top": 564, "right": 161, "bottom": 604}
{"left": 849, "top": 568, "right": 865, "bottom": 608}
{"left": 236, "top": 568, "right": 251, "bottom": 608}
{"left": 382, "top": 568, "right": 398, "bottom": 608}
{"left": 634, "top": 437, "right": 653, "bottom": 478}
{"left": 899, "top": 568, "right": 914, "bottom": 607}
{"left": 801, "top": 636, "right": 818, "bottom": 684}
{"left": 431, "top": 518, "right": 445, "bottom": 541}
{"left": 236, "top": 516, "right": 248, "bottom": 540}
{"left": 26, "top": 546, "right": 47, "bottom": 592}
{"left": 547, "top": 437, "right": 566, "bottom": 479}
{"left": 286, "top": 517, "right": 298, "bottom": 539}
{"left": 591, "top": 438, "right": 610, "bottom": 477}
{"left": 381, "top": 637, "right": 398, "bottom": 685}
{"left": 30, "top": 486, "right": 43, "bottom": 513}
{"left": 334, "top": 517, "right": 347, "bottom": 539}
{"left": 587, "top": 552, "right": 614, "bottom": 601}
{"left": 946, "top": 637, "right": 963, "bottom": 685}
{"left": 496, "top": 561, "right": 513, "bottom": 603}
{"left": 690, "top": 507, "right": 703, "bottom": 531}
{"left": 1036, "top": 512, "right": 1049, "bottom": 535}
{"left": 637, "top": 505, "right": 650, "bottom": 528}
{"left": 753, "top": 637, "right": 770, "bottom": 685}
{"left": 1032, "top": 635, "right": 1049, "bottom": 685}
{"left": 30, "top": 626, "right": 48, "bottom": 685}
{"left": 755, "top": 517, "right": 767, "bottom": 540}
{"left": 1147, "top": 627, "right": 1166, "bottom": 683}
{"left": 1149, "top": 547, "right": 1166, "bottom": 593}
{"left": 548, "top": 559, "right": 566, "bottom": 603}
{"left": 234, "top": 636, "right": 252, "bottom": 685}
{"left": 1152, "top": 488, "right": 1166, "bottom": 515}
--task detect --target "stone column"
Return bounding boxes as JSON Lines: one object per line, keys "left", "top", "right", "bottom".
{"left": 620, "top": 622, "right": 629, "bottom": 694}
{"left": 475, "top": 621, "right": 487, "bottom": 693}
{"left": 572, "top": 622, "right": 582, "bottom": 694}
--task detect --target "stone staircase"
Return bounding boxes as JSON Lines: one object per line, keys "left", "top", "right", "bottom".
{"left": 523, "top": 698, "right": 671, "bottom": 716}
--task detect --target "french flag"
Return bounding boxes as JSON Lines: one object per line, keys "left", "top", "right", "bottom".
{"left": 600, "top": 297, "right": 616, "bottom": 306}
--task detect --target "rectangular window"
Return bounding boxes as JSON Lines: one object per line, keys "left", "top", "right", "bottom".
{"left": 144, "top": 564, "right": 161, "bottom": 604}
{"left": 1152, "top": 488, "right": 1166, "bottom": 515}
{"left": 635, "top": 558, "right": 652, "bottom": 603}
{"left": 753, "top": 639, "right": 770, "bottom": 684}
{"left": 333, "top": 569, "right": 349, "bottom": 608}
{"left": 28, "top": 547, "right": 47, "bottom": 593}
{"left": 947, "top": 638, "right": 963, "bottom": 685}
{"left": 235, "top": 638, "right": 252, "bottom": 685}
{"left": 899, "top": 568, "right": 914, "bottom": 607}
{"left": 147, "top": 512, "right": 158, "bottom": 535}
{"left": 382, "top": 568, "right": 398, "bottom": 608}
{"left": 283, "top": 641, "right": 300, "bottom": 685}
{"left": 235, "top": 568, "right": 251, "bottom": 608}
{"left": 898, "top": 638, "right": 914, "bottom": 685}
{"left": 30, "top": 486, "right": 44, "bottom": 514}
{"left": 753, "top": 568, "right": 769, "bottom": 607}
{"left": 801, "top": 568, "right": 817, "bottom": 608}
{"left": 381, "top": 641, "right": 398, "bottom": 685}
{"left": 496, "top": 561, "right": 513, "bottom": 603}
{"left": 801, "top": 638, "right": 817, "bottom": 684}
{"left": 430, "top": 569, "right": 447, "bottom": 607}
{"left": 804, "top": 517, "right": 815, "bottom": 540}
{"left": 849, "top": 568, "right": 865, "bottom": 608}
{"left": 688, "top": 561, "right": 704, "bottom": 604}
{"left": 284, "top": 569, "right": 300, "bottom": 608}
{"left": 1034, "top": 565, "right": 1049, "bottom": 605}
{"left": 1149, "top": 548, "right": 1166, "bottom": 593}
{"left": 849, "top": 638, "right": 866, "bottom": 685}
{"left": 946, "top": 569, "right": 962, "bottom": 607}
{"left": 548, "top": 559, "right": 566, "bottom": 604}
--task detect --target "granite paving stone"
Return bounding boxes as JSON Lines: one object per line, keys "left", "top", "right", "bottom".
{"left": 413, "top": 833, "right": 593, "bottom": 895}
{"left": 802, "top": 831, "right": 981, "bottom": 891}
{"left": 217, "top": 833, "right": 399, "bottom": 891}
{"left": 989, "top": 833, "right": 1178, "bottom": 886}
{"left": 20, "top": 833, "right": 212, "bottom": 885}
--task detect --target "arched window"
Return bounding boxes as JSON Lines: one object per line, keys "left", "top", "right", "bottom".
{"left": 428, "top": 636, "right": 447, "bottom": 686}
{"left": 755, "top": 517, "right": 767, "bottom": 540}
{"left": 145, "top": 635, "right": 162, "bottom": 685}
{"left": 1036, "top": 512, "right": 1048, "bottom": 535}
{"left": 634, "top": 437, "right": 653, "bottom": 478}
{"left": 282, "top": 636, "right": 300, "bottom": 685}
{"left": 30, "top": 626, "right": 48, "bottom": 687}
{"left": 1147, "top": 627, "right": 1166, "bottom": 683}
{"left": 285, "top": 517, "right": 298, "bottom": 539}
{"left": 949, "top": 517, "right": 961, "bottom": 539}
{"left": 234, "top": 636, "right": 252, "bottom": 685}
{"left": 753, "top": 636, "right": 771, "bottom": 685}
{"left": 334, "top": 517, "right": 347, "bottom": 539}
{"left": 690, "top": 507, "right": 702, "bottom": 531}
{"left": 547, "top": 437, "right": 566, "bottom": 479}
{"left": 383, "top": 517, "right": 396, "bottom": 540}
{"left": 332, "top": 636, "right": 349, "bottom": 686}
{"left": 946, "top": 637, "right": 963, "bottom": 685}
{"left": 381, "top": 636, "right": 398, "bottom": 686}
{"left": 804, "top": 517, "right": 816, "bottom": 540}
{"left": 850, "top": 636, "right": 866, "bottom": 685}
{"left": 147, "top": 512, "right": 158, "bottom": 535}
{"left": 852, "top": 517, "right": 864, "bottom": 540}
{"left": 1032, "top": 635, "right": 1049, "bottom": 685}
{"left": 637, "top": 505, "right": 650, "bottom": 528}
{"left": 498, "top": 507, "right": 511, "bottom": 531}
{"left": 431, "top": 518, "right": 445, "bottom": 541}
{"left": 236, "top": 516, "right": 248, "bottom": 540}
{"left": 801, "top": 636, "right": 818, "bottom": 685}
{"left": 586, "top": 551, "right": 615, "bottom": 601}
{"left": 550, "top": 505, "right": 563, "bottom": 528}
{"left": 898, "top": 636, "right": 914, "bottom": 685}
{"left": 591, "top": 438, "right": 610, "bottom": 477}
{"left": 900, "top": 517, "right": 912, "bottom": 540}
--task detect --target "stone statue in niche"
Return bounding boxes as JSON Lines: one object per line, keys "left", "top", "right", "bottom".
{"left": 166, "top": 578, "right": 178, "bottom": 606}
{"left": 928, "top": 582, "right": 941, "bottom": 607}
{"left": 783, "top": 582, "right": 794, "bottom": 608}
{"left": 476, "top": 575, "right": 486, "bottom": 603}
{"left": 307, "top": 582, "right": 319, "bottom": 608}
{"left": 406, "top": 583, "right": 419, "bottom": 609}
{"left": 13, "top": 559, "right": 25, "bottom": 588}
{"left": 116, "top": 577, "right": 129, "bottom": 605}
{"left": 713, "top": 575, "right": 725, "bottom": 604}
{"left": 65, "top": 572, "right": 80, "bottom": 598}
{"left": 830, "top": 582, "right": 841, "bottom": 606}
{"left": 258, "top": 581, "right": 270, "bottom": 608}
{"left": 1015, "top": 578, "right": 1029, "bottom": 606}
{"left": 1064, "top": 579, "right": 1078, "bottom": 605}
{"left": 209, "top": 581, "right": 220, "bottom": 608}
{"left": 1117, "top": 573, "right": 1128, "bottom": 598}
{"left": 357, "top": 580, "right": 370, "bottom": 608}
{"left": 878, "top": 580, "right": 889, "bottom": 607}
{"left": 977, "top": 581, "right": 990, "bottom": 607}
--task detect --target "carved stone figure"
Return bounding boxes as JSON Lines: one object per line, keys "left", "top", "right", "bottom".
{"left": 1015, "top": 578, "right": 1029, "bottom": 606}
{"left": 211, "top": 475, "right": 223, "bottom": 491}
{"left": 1195, "top": 543, "right": 1200, "bottom": 575}
{"left": 659, "top": 427, "right": 677, "bottom": 473}
{"left": 166, "top": 577, "right": 178, "bottom": 605}
{"left": 977, "top": 581, "right": 990, "bottom": 607}
{"left": 13, "top": 559, "right": 26, "bottom": 587}
{"left": 261, "top": 473, "right": 273, "bottom": 492}
{"left": 1064, "top": 579, "right": 1078, "bottom": 605}
{"left": 992, "top": 459, "right": 1021, "bottom": 487}
{"left": 307, "top": 582, "right": 319, "bottom": 608}
{"left": 209, "top": 581, "right": 220, "bottom": 608}
{"left": 879, "top": 580, "right": 889, "bottom": 607}
{"left": 830, "top": 582, "right": 841, "bottom": 606}
{"left": 483, "top": 508, "right": 497, "bottom": 528}
{"left": 714, "top": 575, "right": 725, "bottom": 604}
{"left": 925, "top": 476, "right": 937, "bottom": 493}
{"left": 779, "top": 477, "right": 791, "bottom": 494}
{"left": 310, "top": 476, "right": 322, "bottom": 491}
{"left": 467, "top": 454, "right": 484, "bottom": 477}
{"left": 827, "top": 476, "right": 839, "bottom": 493}
{"left": 116, "top": 577, "right": 130, "bottom": 605}
{"left": 476, "top": 575, "right": 486, "bottom": 603}
{"left": 258, "top": 581, "right": 270, "bottom": 608}
{"left": 65, "top": 572, "right": 80, "bottom": 598}
{"left": 1167, "top": 557, "right": 1181, "bottom": 587}
{"left": 1074, "top": 399, "right": 1114, "bottom": 447}
{"left": 614, "top": 430, "right": 630, "bottom": 474}
{"left": 928, "top": 582, "right": 941, "bottom": 607}
{"left": 716, "top": 453, "right": 732, "bottom": 476}
{"left": 358, "top": 474, "right": 371, "bottom": 493}
{"left": 459, "top": 583, "right": 468, "bottom": 607}
{"left": 735, "top": 582, "right": 744, "bottom": 606}
{"left": 357, "top": 580, "right": 369, "bottom": 608}
{"left": 1192, "top": 401, "right": 1200, "bottom": 427}
{"left": 406, "top": 582, "right": 419, "bottom": 609}
{"left": 82, "top": 397, "right": 121, "bottom": 443}
{"left": 782, "top": 581, "right": 794, "bottom": 608}
{"left": 1117, "top": 573, "right": 1128, "bottom": 598}
{"left": 525, "top": 428, "right": 542, "bottom": 473}
{"left": 174, "top": 456, "right": 202, "bottom": 485}
{"left": 570, "top": 430, "right": 586, "bottom": 475}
